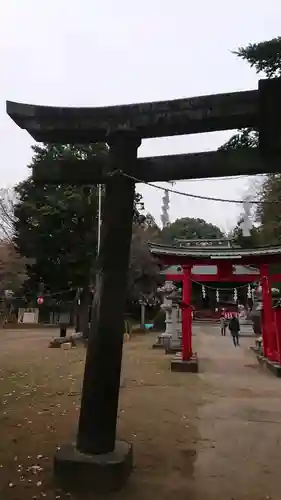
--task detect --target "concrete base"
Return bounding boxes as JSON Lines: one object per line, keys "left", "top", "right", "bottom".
{"left": 250, "top": 346, "right": 261, "bottom": 355}
{"left": 152, "top": 342, "right": 166, "bottom": 349}
{"left": 170, "top": 354, "right": 198, "bottom": 373}
{"left": 165, "top": 345, "right": 181, "bottom": 355}
{"left": 54, "top": 440, "right": 133, "bottom": 493}
{"left": 152, "top": 334, "right": 171, "bottom": 349}
{"left": 251, "top": 347, "right": 281, "bottom": 377}
{"left": 49, "top": 332, "right": 83, "bottom": 348}
{"left": 62, "top": 342, "right": 72, "bottom": 350}
{"left": 265, "top": 359, "right": 281, "bottom": 377}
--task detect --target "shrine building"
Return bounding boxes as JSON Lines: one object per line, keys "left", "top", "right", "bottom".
{"left": 150, "top": 238, "right": 279, "bottom": 319}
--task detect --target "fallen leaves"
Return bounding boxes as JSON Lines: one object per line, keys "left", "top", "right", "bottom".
{"left": 0, "top": 337, "right": 84, "bottom": 500}
{"left": 28, "top": 465, "right": 44, "bottom": 474}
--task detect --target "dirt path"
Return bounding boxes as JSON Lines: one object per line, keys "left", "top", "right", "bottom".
{"left": 118, "top": 326, "right": 281, "bottom": 500}
{"left": 193, "top": 326, "right": 281, "bottom": 500}
{"left": 1, "top": 327, "right": 281, "bottom": 500}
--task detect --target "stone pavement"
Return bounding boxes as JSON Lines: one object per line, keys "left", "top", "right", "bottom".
{"left": 193, "top": 326, "right": 281, "bottom": 500}
{"left": 193, "top": 320, "right": 254, "bottom": 336}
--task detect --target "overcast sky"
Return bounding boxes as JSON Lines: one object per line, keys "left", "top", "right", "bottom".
{"left": 1, "top": 0, "right": 280, "bottom": 233}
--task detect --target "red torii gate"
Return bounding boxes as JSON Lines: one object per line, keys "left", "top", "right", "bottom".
{"left": 149, "top": 243, "right": 281, "bottom": 372}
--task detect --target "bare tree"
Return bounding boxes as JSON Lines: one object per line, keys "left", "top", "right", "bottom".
{"left": 0, "top": 240, "right": 28, "bottom": 325}
{"left": 0, "top": 189, "right": 28, "bottom": 323}
{"left": 0, "top": 188, "right": 17, "bottom": 242}
{"left": 0, "top": 241, "right": 27, "bottom": 292}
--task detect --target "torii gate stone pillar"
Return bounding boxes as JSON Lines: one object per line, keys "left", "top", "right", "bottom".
{"left": 55, "top": 131, "right": 141, "bottom": 493}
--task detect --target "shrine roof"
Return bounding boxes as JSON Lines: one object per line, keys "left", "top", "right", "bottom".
{"left": 148, "top": 242, "right": 281, "bottom": 260}
{"left": 161, "top": 264, "right": 259, "bottom": 275}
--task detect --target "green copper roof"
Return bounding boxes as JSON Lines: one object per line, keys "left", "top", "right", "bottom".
{"left": 161, "top": 264, "right": 259, "bottom": 275}
{"left": 149, "top": 242, "right": 281, "bottom": 260}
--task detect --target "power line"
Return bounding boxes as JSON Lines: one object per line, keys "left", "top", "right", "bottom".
{"left": 8, "top": 287, "right": 78, "bottom": 301}
{"left": 181, "top": 173, "right": 267, "bottom": 183}
{"left": 119, "top": 171, "right": 278, "bottom": 205}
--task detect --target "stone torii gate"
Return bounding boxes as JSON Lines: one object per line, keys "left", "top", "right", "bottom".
{"left": 6, "top": 77, "right": 281, "bottom": 493}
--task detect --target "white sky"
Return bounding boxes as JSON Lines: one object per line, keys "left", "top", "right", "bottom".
{"left": 1, "top": 0, "right": 280, "bottom": 233}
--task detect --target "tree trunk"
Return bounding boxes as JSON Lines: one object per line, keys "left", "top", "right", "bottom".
{"left": 140, "top": 303, "right": 146, "bottom": 329}
{"left": 75, "top": 312, "right": 80, "bottom": 333}
{"left": 75, "top": 298, "right": 80, "bottom": 332}
{"left": 79, "top": 287, "right": 90, "bottom": 339}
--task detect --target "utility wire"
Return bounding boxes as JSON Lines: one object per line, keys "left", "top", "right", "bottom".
{"left": 180, "top": 173, "right": 266, "bottom": 183}
{"left": 6, "top": 287, "right": 78, "bottom": 301}
{"left": 118, "top": 171, "right": 278, "bottom": 205}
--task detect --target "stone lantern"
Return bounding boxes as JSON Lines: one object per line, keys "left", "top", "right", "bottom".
{"left": 153, "top": 281, "right": 181, "bottom": 349}
{"left": 250, "top": 283, "right": 263, "bottom": 346}
{"left": 165, "top": 286, "right": 183, "bottom": 353}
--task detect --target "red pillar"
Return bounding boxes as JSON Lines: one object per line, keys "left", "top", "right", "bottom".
{"left": 274, "top": 308, "right": 281, "bottom": 364}
{"left": 182, "top": 265, "right": 192, "bottom": 361}
{"left": 260, "top": 264, "right": 276, "bottom": 361}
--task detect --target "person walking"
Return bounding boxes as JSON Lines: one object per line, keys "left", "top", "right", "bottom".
{"left": 220, "top": 309, "right": 227, "bottom": 336}
{"left": 229, "top": 313, "right": 240, "bottom": 347}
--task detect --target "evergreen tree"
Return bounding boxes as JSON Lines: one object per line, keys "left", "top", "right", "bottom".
{"left": 221, "top": 37, "right": 281, "bottom": 246}
{"left": 14, "top": 143, "right": 107, "bottom": 299}
{"left": 160, "top": 217, "right": 224, "bottom": 243}
{"left": 13, "top": 142, "right": 158, "bottom": 332}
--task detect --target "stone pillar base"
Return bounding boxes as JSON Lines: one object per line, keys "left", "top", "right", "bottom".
{"left": 251, "top": 348, "right": 281, "bottom": 377}
{"left": 54, "top": 440, "right": 133, "bottom": 494}
{"left": 165, "top": 345, "right": 181, "bottom": 355}
{"left": 170, "top": 354, "right": 198, "bottom": 373}
{"left": 152, "top": 334, "right": 171, "bottom": 349}
{"left": 152, "top": 343, "right": 165, "bottom": 349}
